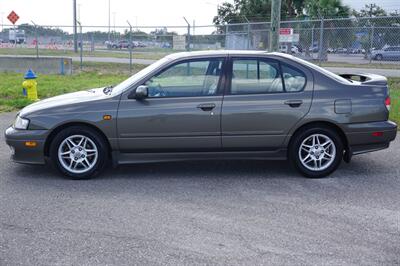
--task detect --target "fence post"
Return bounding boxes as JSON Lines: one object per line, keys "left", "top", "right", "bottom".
{"left": 369, "top": 25, "right": 375, "bottom": 64}
{"left": 183, "top": 17, "right": 191, "bottom": 51}
{"left": 31, "top": 21, "right": 39, "bottom": 59}
{"left": 91, "top": 33, "right": 94, "bottom": 52}
{"left": 225, "top": 24, "right": 229, "bottom": 50}
{"left": 247, "top": 23, "right": 251, "bottom": 50}
{"left": 127, "top": 21, "right": 133, "bottom": 73}
{"left": 187, "top": 24, "right": 191, "bottom": 51}
{"left": 311, "top": 26, "right": 314, "bottom": 59}
{"left": 318, "top": 17, "right": 324, "bottom": 65}
{"left": 77, "top": 21, "right": 83, "bottom": 71}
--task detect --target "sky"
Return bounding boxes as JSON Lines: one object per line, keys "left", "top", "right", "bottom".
{"left": 0, "top": 0, "right": 398, "bottom": 31}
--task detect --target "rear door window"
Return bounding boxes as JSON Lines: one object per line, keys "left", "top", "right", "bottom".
{"left": 281, "top": 64, "right": 306, "bottom": 92}
{"left": 231, "top": 59, "right": 283, "bottom": 94}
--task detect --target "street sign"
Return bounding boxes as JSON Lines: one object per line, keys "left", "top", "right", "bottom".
{"left": 173, "top": 35, "right": 186, "bottom": 50}
{"left": 7, "top": 11, "right": 20, "bottom": 25}
{"left": 279, "top": 28, "right": 293, "bottom": 35}
{"left": 279, "top": 34, "right": 300, "bottom": 43}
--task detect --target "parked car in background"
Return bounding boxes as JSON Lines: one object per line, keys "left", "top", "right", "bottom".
{"left": 327, "top": 47, "right": 336, "bottom": 53}
{"left": 336, "top": 48, "right": 348, "bottom": 54}
{"left": 5, "top": 51, "right": 397, "bottom": 179}
{"left": 106, "top": 40, "right": 135, "bottom": 49}
{"left": 371, "top": 46, "right": 400, "bottom": 60}
{"left": 308, "top": 45, "right": 319, "bottom": 53}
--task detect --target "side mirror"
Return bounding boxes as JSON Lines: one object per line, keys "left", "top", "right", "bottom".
{"left": 129, "top": 85, "right": 148, "bottom": 100}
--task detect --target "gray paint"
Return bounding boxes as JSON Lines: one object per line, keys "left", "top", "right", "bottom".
{"left": 4, "top": 51, "right": 398, "bottom": 166}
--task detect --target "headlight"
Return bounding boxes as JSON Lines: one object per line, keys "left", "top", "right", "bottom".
{"left": 13, "top": 116, "right": 29, "bottom": 130}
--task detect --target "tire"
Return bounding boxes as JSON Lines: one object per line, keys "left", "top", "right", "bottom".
{"left": 49, "top": 126, "right": 108, "bottom": 179}
{"left": 375, "top": 54, "right": 383, "bottom": 61}
{"left": 289, "top": 126, "right": 343, "bottom": 178}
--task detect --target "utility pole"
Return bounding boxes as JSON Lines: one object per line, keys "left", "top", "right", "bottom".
{"left": 270, "top": 0, "right": 281, "bottom": 52}
{"left": 243, "top": 15, "right": 250, "bottom": 50}
{"left": 73, "top": 0, "right": 78, "bottom": 53}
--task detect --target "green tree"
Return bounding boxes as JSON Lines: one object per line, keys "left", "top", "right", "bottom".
{"left": 213, "top": 0, "right": 305, "bottom": 25}
{"left": 303, "top": 0, "right": 351, "bottom": 59}
{"left": 304, "top": 0, "right": 350, "bottom": 19}
{"left": 353, "top": 3, "right": 387, "bottom": 17}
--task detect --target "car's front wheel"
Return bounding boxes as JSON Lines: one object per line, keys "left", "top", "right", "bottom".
{"left": 290, "top": 127, "right": 343, "bottom": 178}
{"left": 50, "top": 126, "right": 108, "bottom": 179}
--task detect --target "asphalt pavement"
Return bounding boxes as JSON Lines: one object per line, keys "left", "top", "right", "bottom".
{"left": 0, "top": 112, "right": 399, "bottom": 265}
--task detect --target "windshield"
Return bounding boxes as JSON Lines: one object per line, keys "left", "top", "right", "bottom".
{"left": 111, "top": 57, "right": 171, "bottom": 96}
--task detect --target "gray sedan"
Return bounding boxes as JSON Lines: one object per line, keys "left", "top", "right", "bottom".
{"left": 5, "top": 51, "right": 397, "bottom": 179}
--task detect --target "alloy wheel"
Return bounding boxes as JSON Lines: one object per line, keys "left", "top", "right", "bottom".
{"left": 58, "top": 135, "right": 98, "bottom": 174}
{"left": 298, "top": 134, "right": 336, "bottom": 171}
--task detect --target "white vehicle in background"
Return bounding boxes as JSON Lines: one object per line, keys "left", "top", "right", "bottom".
{"left": 9, "top": 29, "right": 26, "bottom": 44}
{"left": 279, "top": 44, "right": 301, "bottom": 55}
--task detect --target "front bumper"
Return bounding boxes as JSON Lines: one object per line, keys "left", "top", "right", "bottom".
{"left": 5, "top": 127, "right": 48, "bottom": 165}
{"left": 343, "top": 120, "right": 397, "bottom": 155}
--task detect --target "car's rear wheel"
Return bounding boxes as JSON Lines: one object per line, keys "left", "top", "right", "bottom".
{"left": 290, "top": 127, "right": 343, "bottom": 178}
{"left": 49, "top": 126, "right": 108, "bottom": 179}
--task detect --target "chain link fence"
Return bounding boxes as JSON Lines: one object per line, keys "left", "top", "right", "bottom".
{"left": 0, "top": 15, "right": 399, "bottom": 73}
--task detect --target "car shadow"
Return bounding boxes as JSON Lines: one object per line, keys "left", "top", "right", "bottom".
{"left": 11, "top": 156, "right": 387, "bottom": 183}
{"left": 12, "top": 160, "right": 297, "bottom": 180}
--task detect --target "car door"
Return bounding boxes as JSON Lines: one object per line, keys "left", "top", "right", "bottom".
{"left": 117, "top": 57, "right": 226, "bottom": 152}
{"left": 221, "top": 56, "right": 313, "bottom": 149}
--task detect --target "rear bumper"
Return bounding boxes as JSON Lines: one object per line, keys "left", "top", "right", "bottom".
{"left": 4, "top": 127, "right": 47, "bottom": 165}
{"left": 343, "top": 121, "right": 397, "bottom": 155}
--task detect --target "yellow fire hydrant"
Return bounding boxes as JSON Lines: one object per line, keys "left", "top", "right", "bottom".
{"left": 22, "top": 69, "right": 39, "bottom": 101}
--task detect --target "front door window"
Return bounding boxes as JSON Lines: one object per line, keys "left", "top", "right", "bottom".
{"left": 144, "top": 59, "right": 224, "bottom": 98}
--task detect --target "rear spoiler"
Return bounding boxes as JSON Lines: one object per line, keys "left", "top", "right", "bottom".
{"left": 339, "top": 73, "right": 388, "bottom": 86}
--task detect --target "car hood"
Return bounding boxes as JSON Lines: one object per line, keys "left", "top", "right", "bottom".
{"left": 20, "top": 87, "right": 109, "bottom": 117}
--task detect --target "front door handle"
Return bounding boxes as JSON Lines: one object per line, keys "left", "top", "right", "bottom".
{"left": 284, "top": 100, "right": 303, "bottom": 108}
{"left": 197, "top": 103, "right": 216, "bottom": 111}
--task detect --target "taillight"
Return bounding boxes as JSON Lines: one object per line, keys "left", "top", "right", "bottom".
{"left": 385, "top": 96, "right": 391, "bottom": 111}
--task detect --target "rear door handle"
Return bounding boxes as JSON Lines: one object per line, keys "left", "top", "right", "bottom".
{"left": 284, "top": 100, "right": 303, "bottom": 108}
{"left": 197, "top": 103, "right": 216, "bottom": 111}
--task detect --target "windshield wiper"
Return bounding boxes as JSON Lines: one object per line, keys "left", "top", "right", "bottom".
{"left": 103, "top": 85, "right": 114, "bottom": 95}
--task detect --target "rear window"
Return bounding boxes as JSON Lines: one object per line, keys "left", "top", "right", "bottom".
{"left": 279, "top": 54, "right": 352, "bottom": 84}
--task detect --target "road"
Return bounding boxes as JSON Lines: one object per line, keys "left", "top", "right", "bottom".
{"left": 0, "top": 112, "right": 399, "bottom": 265}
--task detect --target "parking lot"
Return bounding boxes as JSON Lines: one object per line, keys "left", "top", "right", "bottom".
{"left": 0, "top": 111, "right": 399, "bottom": 265}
